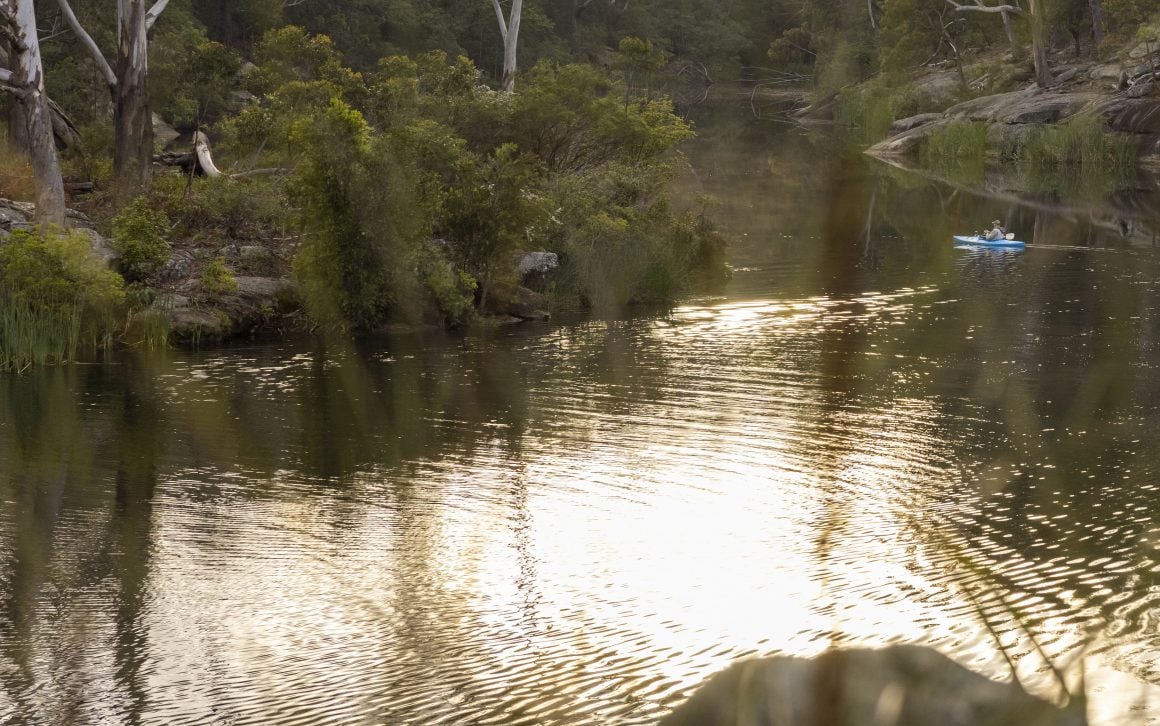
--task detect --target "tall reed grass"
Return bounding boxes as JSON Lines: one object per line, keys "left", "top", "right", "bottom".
{"left": 1019, "top": 114, "right": 1138, "bottom": 171}
{"left": 0, "top": 300, "right": 83, "bottom": 372}
{"left": 0, "top": 228, "right": 125, "bottom": 372}
{"left": 921, "top": 121, "right": 989, "bottom": 163}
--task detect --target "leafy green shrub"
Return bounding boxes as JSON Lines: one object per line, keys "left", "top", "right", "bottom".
{"left": 290, "top": 100, "right": 429, "bottom": 331}
{"left": 422, "top": 252, "right": 477, "bottom": 327}
{"left": 440, "top": 143, "right": 543, "bottom": 309}
{"left": 111, "top": 197, "right": 172, "bottom": 281}
{"left": 151, "top": 25, "right": 242, "bottom": 128}
{"left": 201, "top": 257, "right": 239, "bottom": 295}
{"left": 0, "top": 228, "right": 125, "bottom": 370}
{"left": 151, "top": 173, "right": 291, "bottom": 240}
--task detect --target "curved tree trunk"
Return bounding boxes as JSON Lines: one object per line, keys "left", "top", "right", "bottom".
{"left": 4, "top": 0, "right": 66, "bottom": 225}
{"left": 114, "top": 0, "right": 154, "bottom": 196}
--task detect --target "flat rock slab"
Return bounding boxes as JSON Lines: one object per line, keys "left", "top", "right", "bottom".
{"left": 947, "top": 89, "right": 1097, "bottom": 125}
{"left": 1093, "top": 97, "right": 1160, "bottom": 134}
{"left": 867, "top": 118, "right": 954, "bottom": 157}
{"left": 890, "top": 113, "right": 943, "bottom": 135}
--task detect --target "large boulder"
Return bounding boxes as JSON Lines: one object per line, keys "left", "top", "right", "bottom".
{"left": 661, "top": 645, "right": 1086, "bottom": 726}
{"left": 517, "top": 251, "right": 559, "bottom": 276}
{"left": 164, "top": 276, "right": 298, "bottom": 343}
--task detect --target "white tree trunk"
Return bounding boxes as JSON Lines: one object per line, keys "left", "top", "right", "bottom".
{"left": 3, "top": 0, "right": 66, "bottom": 225}
{"left": 491, "top": 0, "right": 523, "bottom": 93}
{"left": 115, "top": 0, "right": 154, "bottom": 196}
{"left": 946, "top": 0, "right": 1051, "bottom": 88}
{"left": 1026, "top": 0, "right": 1051, "bottom": 88}
{"left": 57, "top": 0, "right": 169, "bottom": 196}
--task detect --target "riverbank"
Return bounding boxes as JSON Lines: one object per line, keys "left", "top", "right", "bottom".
{"left": 793, "top": 41, "right": 1160, "bottom": 170}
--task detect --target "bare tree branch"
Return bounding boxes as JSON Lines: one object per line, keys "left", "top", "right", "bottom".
{"left": 945, "top": 0, "right": 1026, "bottom": 15}
{"left": 55, "top": 0, "right": 116, "bottom": 87}
{"left": 144, "top": 0, "right": 169, "bottom": 32}
{"left": 490, "top": 0, "right": 509, "bottom": 42}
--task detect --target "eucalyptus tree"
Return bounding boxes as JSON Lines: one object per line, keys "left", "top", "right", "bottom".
{"left": 0, "top": 0, "right": 66, "bottom": 224}
{"left": 491, "top": 0, "right": 523, "bottom": 92}
{"left": 55, "top": 0, "right": 173, "bottom": 195}
{"left": 945, "top": 0, "right": 1051, "bottom": 87}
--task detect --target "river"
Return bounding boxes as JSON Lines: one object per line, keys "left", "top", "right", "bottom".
{"left": 1, "top": 102, "right": 1159, "bottom": 725}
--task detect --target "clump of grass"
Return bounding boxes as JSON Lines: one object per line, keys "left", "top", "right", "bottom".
{"left": 918, "top": 121, "right": 988, "bottom": 183}
{"left": 835, "top": 89, "right": 897, "bottom": 143}
{"left": 1018, "top": 114, "right": 1138, "bottom": 171}
{"left": 0, "top": 228, "right": 125, "bottom": 371}
{"left": 0, "top": 147, "right": 37, "bottom": 202}
{"left": 921, "top": 121, "right": 988, "bottom": 163}
{"left": 835, "top": 84, "right": 938, "bottom": 144}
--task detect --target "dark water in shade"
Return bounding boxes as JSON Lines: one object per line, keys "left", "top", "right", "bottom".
{"left": 2, "top": 106, "right": 1160, "bottom": 725}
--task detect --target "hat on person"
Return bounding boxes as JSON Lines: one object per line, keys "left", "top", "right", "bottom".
{"left": 992, "top": 219, "right": 1001, "bottom": 225}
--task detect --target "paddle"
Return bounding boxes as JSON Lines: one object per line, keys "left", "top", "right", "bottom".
{"left": 1005, "top": 233, "right": 1015, "bottom": 240}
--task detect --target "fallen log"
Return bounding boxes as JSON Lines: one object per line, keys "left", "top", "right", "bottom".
{"left": 153, "top": 131, "right": 288, "bottom": 180}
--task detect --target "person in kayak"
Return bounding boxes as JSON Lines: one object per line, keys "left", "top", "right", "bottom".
{"left": 984, "top": 220, "right": 1006, "bottom": 241}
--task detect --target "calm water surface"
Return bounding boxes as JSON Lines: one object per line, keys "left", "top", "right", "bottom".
{"left": 2, "top": 107, "right": 1160, "bottom": 724}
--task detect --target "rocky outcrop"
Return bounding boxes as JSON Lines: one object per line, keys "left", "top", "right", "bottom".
{"left": 158, "top": 276, "right": 298, "bottom": 342}
{"left": 0, "top": 198, "right": 119, "bottom": 263}
{"left": 945, "top": 88, "right": 1097, "bottom": 125}
{"left": 487, "top": 283, "right": 551, "bottom": 322}
{"left": 662, "top": 645, "right": 1086, "bottom": 726}
{"left": 868, "top": 87, "right": 1160, "bottom": 162}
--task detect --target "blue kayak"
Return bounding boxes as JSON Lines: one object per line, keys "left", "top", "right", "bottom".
{"left": 953, "top": 235, "right": 1025, "bottom": 247}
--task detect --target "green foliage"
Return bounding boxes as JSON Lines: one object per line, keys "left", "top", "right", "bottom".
{"left": 111, "top": 198, "right": 173, "bottom": 282}
{"left": 289, "top": 99, "right": 431, "bottom": 330}
{"left": 768, "top": 27, "right": 815, "bottom": 75}
{"left": 543, "top": 158, "right": 721, "bottom": 312}
{"left": 151, "top": 25, "right": 242, "bottom": 128}
{"left": 441, "top": 143, "right": 543, "bottom": 305}
{"left": 1104, "top": 0, "right": 1157, "bottom": 41}
{"left": 422, "top": 252, "right": 478, "bottom": 326}
{"left": 615, "top": 36, "right": 665, "bottom": 100}
{"left": 1017, "top": 114, "right": 1138, "bottom": 171}
{"left": 201, "top": 257, "right": 239, "bottom": 295}
{"left": 509, "top": 62, "right": 693, "bottom": 173}
{"left": 246, "top": 26, "right": 363, "bottom": 98}
{"left": 149, "top": 173, "right": 291, "bottom": 241}
{"left": 0, "top": 228, "right": 125, "bottom": 371}
{"left": 919, "top": 120, "right": 988, "bottom": 183}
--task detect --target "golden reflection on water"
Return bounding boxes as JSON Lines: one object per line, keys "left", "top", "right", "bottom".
{"left": 6, "top": 110, "right": 1160, "bottom": 724}
{"left": 1, "top": 279, "right": 1159, "bottom": 724}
